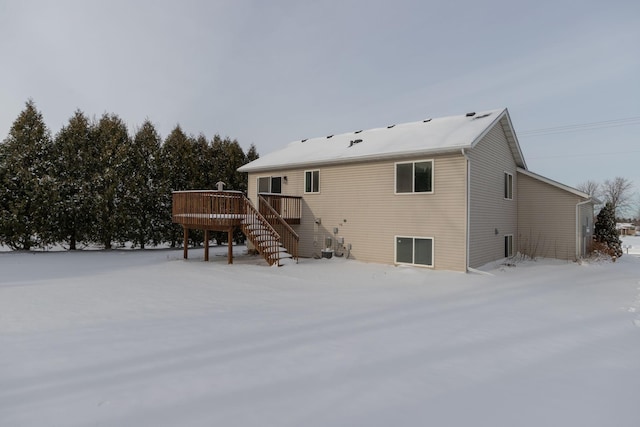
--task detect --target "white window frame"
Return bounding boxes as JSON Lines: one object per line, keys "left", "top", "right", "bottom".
{"left": 304, "top": 170, "right": 320, "bottom": 194}
{"left": 395, "top": 159, "right": 434, "bottom": 195}
{"left": 394, "top": 236, "right": 434, "bottom": 268}
{"left": 504, "top": 234, "right": 514, "bottom": 258}
{"left": 504, "top": 172, "right": 513, "bottom": 200}
{"left": 257, "top": 176, "right": 282, "bottom": 194}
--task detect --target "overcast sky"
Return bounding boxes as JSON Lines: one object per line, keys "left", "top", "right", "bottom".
{"left": 1, "top": 0, "right": 639, "bottom": 199}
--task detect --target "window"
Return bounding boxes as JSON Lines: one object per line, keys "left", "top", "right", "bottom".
{"left": 258, "top": 176, "right": 282, "bottom": 194}
{"left": 305, "top": 170, "right": 320, "bottom": 193}
{"left": 395, "top": 236, "right": 433, "bottom": 267}
{"left": 504, "top": 235, "right": 513, "bottom": 258}
{"left": 504, "top": 172, "right": 513, "bottom": 200}
{"left": 396, "top": 160, "right": 433, "bottom": 194}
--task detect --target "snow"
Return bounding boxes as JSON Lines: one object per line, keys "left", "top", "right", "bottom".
{"left": 238, "top": 109, "right": 505, "bottom": 172}
{"left": 2, "top": 240, "right": 640, "bottom": 427}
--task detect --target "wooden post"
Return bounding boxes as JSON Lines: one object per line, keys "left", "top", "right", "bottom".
{"left": 183, "top": 227, "right": 189, "bottom": 259}
{"left": 204, "top": 229, "right": 209, "bottom": 261}
{"left": 228, "top": 227, "right": 233, "bottom": 264}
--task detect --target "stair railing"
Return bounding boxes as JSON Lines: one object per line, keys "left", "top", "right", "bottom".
{"left": 258, "top": 195, "right": 299, "bottom": 262}
{"left": 242, "top": 197, "right": 282, "bottom": 266}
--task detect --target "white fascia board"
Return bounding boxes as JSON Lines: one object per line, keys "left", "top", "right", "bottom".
{"left": 238, "top": 146, "right": 470, "bottom": 174}
{"left": 468, "top": 108, "right": 527, "bottom": 169}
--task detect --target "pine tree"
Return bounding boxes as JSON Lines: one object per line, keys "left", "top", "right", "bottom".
{"left": 159, "top": 125, "right": 194, "bottom": 246}
{"left": 51, "top": 110, "right": 95, "bottom": 249}
{"left": 594, "top": 202, "right": 622, "bottom": 259}
{"left": 246, "top": 144, "right": 259, "bottom": 163}
{"left": 91, "top": 113, "right": 130, "bottom": 249}
{"left": 124, "top": 119, "right": 163, "bottom": 249}
{"left": 210, "top": 135, "right": 248, "bottom": 191}
{"left": 0, "top": 100, "right": 55, "bottom": 250}
{"left": 191, "top": 133, "right": 214, "bottom": 189}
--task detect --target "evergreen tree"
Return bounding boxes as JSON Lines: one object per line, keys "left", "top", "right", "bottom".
{"left": 246, "top": 143, "right": 259, "bottom": 163}
{"left": 51, "top": 110, "right": 95, "bottom": 249}
{"left": 159, "top": 125, "right": 194, "bottom": 246}
{"left": 594, "top": 202, "right": 623, "bottom": 259}
{"left": 191, "top": 133, "right": 214, "bottom": 189}
{"left": 0, "top": 100, "right": 56, "bottom": 249}
{"left": 91, "top": 113, "right": 130, "bottom": 249}
{"left": 210, "top": 135, "right": 248, "bottom": 191}
{"left": 124, "top": 119, "right": 163, "bottom": 249}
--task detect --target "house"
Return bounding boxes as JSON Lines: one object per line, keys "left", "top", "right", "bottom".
{"left": 617, "top": 223, "right": 637, "bottom": 236}
{"left": 173, "top": 108, "right": 595, "bottom": 270}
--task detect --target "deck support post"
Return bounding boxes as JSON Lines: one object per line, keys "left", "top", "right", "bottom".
{"left": 183, "top": 227, "right": 189, "bottom": 259}
{"left": 204, "top": 229, "right": 209, "bottom": 261}
{"left": 228, "top": 227, "right": 233, "bottom": 264}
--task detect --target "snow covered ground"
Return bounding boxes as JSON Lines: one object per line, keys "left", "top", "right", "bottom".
{"left": 2, "top": 238, "right": 640, "bottom": 427}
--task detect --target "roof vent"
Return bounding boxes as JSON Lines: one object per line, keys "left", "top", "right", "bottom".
{"left": 326, "top": 135, "right": 333, "bottom": 139}
{"left": 473, "top": 113, "right": 491, "bottom": 119}
{"left": 301, "top": 139, "right": 308, "bottom": 142}
{"left": 387, "top": 124, "right": 395, "bottom": 128}
{"left": 423, "top": 118, "right": 432, "bottom": 123}
{"left": 354, "top": 130, "right": 363, "bottom": 134}
{"left": 349, "top": 139, "right": 363, "bottom": 147}
{"left": 466, "top": 112, "right": 476, "bottom": 117}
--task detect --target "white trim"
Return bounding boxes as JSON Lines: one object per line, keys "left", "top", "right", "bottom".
{"left": 394, "top": 235, "right": 434, "bottom": 268}
{"left": 394, "top": 159, "right": 434, "bottom": 195}
{"left": 462, "top": 148, "right": 470, "bottom": 273}
{"left": 304, "top": 169, "right": 320, "bottom": 194}
{"left": 468, "top": 108, "right": 527, "bottom": 169}
{"left": 504, "top": 171, "right": 514, "bottom": 200}
{"left": 504, "top": 234, "right": 514, "bottom": 258}
{"left": 239, "top": 146, "right": 462, "bottom": 174}
{"left": 257, "top": 175, "right": 283, "bottom": 194}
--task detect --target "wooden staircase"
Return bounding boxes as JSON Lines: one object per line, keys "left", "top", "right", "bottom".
{"left": 241, "top": 196, "right": 299, "bottom": 266}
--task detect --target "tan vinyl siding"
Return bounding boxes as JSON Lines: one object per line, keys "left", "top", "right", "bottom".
{"left": 517, "top": 172, "right": 585, "bottom": 260}
{"left": 467, "top": 121, "right": 518, "bottom": 268}
{"left": 248, "top": 153, "right": 467, "bottom": 271}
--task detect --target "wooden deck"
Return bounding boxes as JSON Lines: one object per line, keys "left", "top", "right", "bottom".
{"left": 172, "top": 190, "right": 301, "bottom": 265}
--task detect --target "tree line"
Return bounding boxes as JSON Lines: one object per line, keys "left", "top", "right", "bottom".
{"left": 0, "top": 100, "right": 258, "bottom": 251}
{"left": 577, "top": 177, "right": 636, "bottom": 220}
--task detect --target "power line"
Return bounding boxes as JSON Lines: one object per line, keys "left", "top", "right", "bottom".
{"left": 519, "top": 116, "right": 640, "bottom": 137}
{"left": 528, "top": 148, "right": 640, "bottom": 160}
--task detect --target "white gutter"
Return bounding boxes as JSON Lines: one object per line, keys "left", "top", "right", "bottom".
{"left": 238, "top": 146, "right": 471, "bottom": 174}
{"left": 462, "top": 148, "right": 471, "bottom": 272}
{"left": 576, "top": 199, "right": 592, "bottom": 259}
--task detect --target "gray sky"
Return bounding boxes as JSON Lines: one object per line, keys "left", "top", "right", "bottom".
{"left": 1, "top": 0, "right": 639, "bottom": 202}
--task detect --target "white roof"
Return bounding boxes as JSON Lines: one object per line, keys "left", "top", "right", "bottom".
{"left": 239, "top": 108, "right": 520, "bottom": 172}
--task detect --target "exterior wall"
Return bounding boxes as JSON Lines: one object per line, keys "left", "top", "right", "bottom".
{"left": 247, "top": 152, "right": 468, "bottom": 271}
{"left": 517, "top": 172, "right": 586, "bottom": 260}
{"left": 578, "top": 202, "right": 594, "bottom": 257}
{"left": 467, "top": 122, "right": 518, "bottom": 268}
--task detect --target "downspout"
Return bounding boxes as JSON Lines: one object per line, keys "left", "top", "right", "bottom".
{"left": 576, "top": 199, "right": 592, "bottom": 259}
{"left": 462, "top": 148, "right": 471, "bottom": 272}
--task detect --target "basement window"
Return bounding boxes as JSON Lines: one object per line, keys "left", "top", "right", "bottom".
{"left": 396, "top": 236, "right": 434, "bottom": 267}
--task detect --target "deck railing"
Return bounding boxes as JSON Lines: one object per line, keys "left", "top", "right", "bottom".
{"left": 259, "top": 194, "right": 302, "bottom": 223}
{"left": 172, "top": 190, "right": 245, "bottom": 228}
{"left": 259, "top": 195, "right": 299, "bottom": 261}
